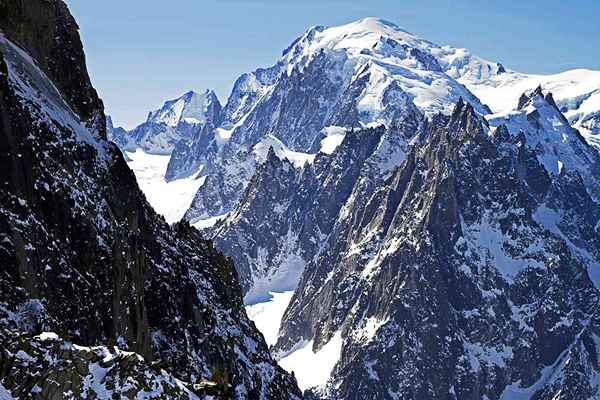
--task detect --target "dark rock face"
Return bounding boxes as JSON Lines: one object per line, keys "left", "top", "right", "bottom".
{"left": 209, "top": 113, "right": 421, "bottom": 301}
{"left": 0, "top": 1, "right": 301, "bottom": 398}
{"left": 0, "top": 0, "right": 106, "bottom": 138}
{"left": 272, "top": 101, "right": 600, "bottom": 399}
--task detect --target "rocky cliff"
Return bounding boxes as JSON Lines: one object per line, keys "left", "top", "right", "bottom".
{"left": 0, "top": 1, "right": 301, "bottom": 398}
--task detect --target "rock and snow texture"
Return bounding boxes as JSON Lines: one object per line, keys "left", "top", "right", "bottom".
{"left": 0, "top": 329, "right": 210, "bottom": 399}
{"left": 208, "top": 123, "right": 414, "bottom": 302}
{"left": 167, "top": 17, "right": 500, "bottom": 223}
{"left": 109, "top": 89, "right": 222, "bottom": 156}
{"left": 461, "top": 68, "right": 600, "bottom": 149}
{"left": 221, "top": 92, "right": 600, "bottom": 398}
{"left": 0, "top": 2, "right": 301, "bottom": 399}
{"left": 159, "top": 16, "right": 600, "bottom": 229}
{"left": 270, "top": 101, "right": 600, "bottom": 399}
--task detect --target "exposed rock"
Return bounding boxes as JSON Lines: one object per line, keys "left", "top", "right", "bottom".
{"left": 0, "top": 1, "right": 301, "bottom": 398}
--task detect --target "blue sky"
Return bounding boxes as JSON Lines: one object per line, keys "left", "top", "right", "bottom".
{"left": 64, "top": 0, "right": 600, "bottom": 129}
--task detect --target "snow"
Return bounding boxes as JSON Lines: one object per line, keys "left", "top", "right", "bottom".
{"left": 459, "top": 214, "right": 545, "bottom": 281}
{"left": 353, "top": 316, "right": 389, "bottom": 344}
{"left": 499, "top": 348, "right": 569, "bottom": 400}
{"left": 278, "top": 331, "right": 343, "bottom": 391}
{"left": 214, "top": 127, "right": 233, "bottom": 147}
{"left": 245, "top": 291, "right": 294, "bottom": 346}
{"left": 147, "top": 90, "right": 217, "bottom": 127}
{"left": 244, "top": 251, "right": 305, "bottom": 305}
{"left": 191, "top": 213, "right": 230, "bottom": 230}
{"left": 283, "top": 17, "right": 491, "bottom": 119}
{"left": 253, "top": 135, "right": 316, "bottom": 168}
{"left": 126, "top": 151, "right": 206, "bottom": 223}
{"left": 464, "top": 69, "right": 600, "bottom": 116}
{"left": 0, "top": 383, "right": 13, "bottom": 400}
{"left": 320, "top": 126, "right": 347, "bottom": 154}
{"left": 36, "top": 332, "right": 60, "bottom": 341}
{"left": 463, "top": 68, "right": 600, "bottom": 147}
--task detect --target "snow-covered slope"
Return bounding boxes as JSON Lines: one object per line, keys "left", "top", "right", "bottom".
{"left": 462, "top": 68, "right": 600, "bottom": 148}
{"left": 126, "top": 150, "right": 206, "bottom": 223}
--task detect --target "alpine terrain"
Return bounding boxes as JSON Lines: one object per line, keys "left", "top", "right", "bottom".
{"left": 3, "top": 2, "right": 600, "bottom": 399}
{"left": 0, "top": 1, "right": 301, "bottom": 399}
{"left": 108, "top": 16, "right": 600, "bottom": 400}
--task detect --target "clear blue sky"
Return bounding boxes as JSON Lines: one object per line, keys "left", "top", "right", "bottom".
{"left": 64, "top": 0, "right": 600, "bottom": 129}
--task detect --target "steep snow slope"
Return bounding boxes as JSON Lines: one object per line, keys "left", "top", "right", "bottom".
{"left": 126, "top": 150, "right": 206, "bottom": 224}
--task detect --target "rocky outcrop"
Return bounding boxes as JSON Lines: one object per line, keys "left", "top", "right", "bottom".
{"left": 0, "top": 1, "right": 301, "bottom": 398}
{"left": 0, "top": 329, "right": 229, "bottom": 399}
{"left": 209, "top": 113, "right": 420, "bottom": 301}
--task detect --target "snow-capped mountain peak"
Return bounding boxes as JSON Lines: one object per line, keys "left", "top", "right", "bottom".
{"left": 283, "top": 16, "right": 504, "bottom": 86}
{"left": 147, "top": 89, "right": 221, "bottom": 127}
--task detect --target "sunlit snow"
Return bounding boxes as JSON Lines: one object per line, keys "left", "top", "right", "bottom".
{"left": 245, "top": 291, "right": 343, "bottom": 390}
{"left": 245, "top": 291, "right": 294, "bottom": 346}
{"left": 320, "top": 126, "right": 347, "bottom": 154}
{"left": 278, "top": 331, "right": 343, "bottom": 391}
{"left": 126, "top": 151, "right": 205, "bottom": 224}
{"left": 253, "top": 135, "right": 316, "bottom": 168}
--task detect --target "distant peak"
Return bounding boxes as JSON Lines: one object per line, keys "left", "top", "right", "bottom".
{"left": 516, "top": 86, "right": 570, "bottom": 124}
{"left": 146, "top": 89, "right": 221, "bottom": 127}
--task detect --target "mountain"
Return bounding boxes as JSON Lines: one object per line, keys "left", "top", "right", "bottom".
{"left": 212, "top": 94, "right": 600, "bottom": 399}
{"left": 110, "top": 89, "right": 222, "bottom": 155}
{"left": 461, "top": 68, "right": 600, "bottom": 149}
{"left": 161, "top": 17, "right": 600, "bottom": 225}
{"left": 271, "top": 98, "right": 600, "bottom": 399}
{"left": 166, "top": 17, "right": 498, "bottom": 222}
{"left": 0, "top": 1, "right": 300, "bottom": 398}
{"left": 203, "top": 85, "right": 600, "bottom": 397}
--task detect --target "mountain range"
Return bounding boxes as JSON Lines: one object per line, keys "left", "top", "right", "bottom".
{"left": 3, "top": 4, "right": 600, "bottom": 400}
{"left": 108, "top": 16, "right": 600, "bottom": 399}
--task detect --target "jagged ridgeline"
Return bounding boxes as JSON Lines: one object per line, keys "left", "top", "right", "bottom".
{"left": 0, "top": 1, "right": 301, "bottom": 398}
{"left": 213, "top": 95, "right": 600, "bottom": 398}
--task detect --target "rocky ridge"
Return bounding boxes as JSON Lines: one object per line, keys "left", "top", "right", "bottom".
{"left": 0, "top": 1, "right": 301, "bottom": 398}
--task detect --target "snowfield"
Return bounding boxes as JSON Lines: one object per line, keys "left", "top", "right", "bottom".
{"left": 245, "top": 291, "right": 294, "bottom": 346}
{"left": 245, "top": 291, "right": 343, "bottom": 392}
{"left": 278, "top": 331, "right": 343, "bottom": 391}
{"left": 125, "top": 151, "right": 206, "bottom": 224}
